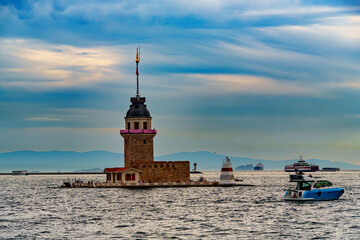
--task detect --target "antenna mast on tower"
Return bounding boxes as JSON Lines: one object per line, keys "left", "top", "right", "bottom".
{"left": 136, "top": 46, "right": 140, "bottom": 97}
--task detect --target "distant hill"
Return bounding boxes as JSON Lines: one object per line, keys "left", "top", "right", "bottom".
{"left": 0, "top": 150, "right": 123, "bottom": 172}
{"left": 235, "top": 164, "right": 254, "bottom": 170}
{"left": 0, "top": 150, "right": 359, "bottom": 172}
{"left": 73, "top": 168, "right": 104, "bottom": 172}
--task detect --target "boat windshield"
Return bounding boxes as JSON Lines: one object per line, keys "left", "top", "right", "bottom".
{"left": 296, "top": 181, "right": 312, "bottom": 190}
{"left": 313, "top": 181, "right": 333, "bottom": 188}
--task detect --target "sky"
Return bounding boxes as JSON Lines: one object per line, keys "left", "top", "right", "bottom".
{"left": 1, "top": 0, "right": 360, "bottom": 164}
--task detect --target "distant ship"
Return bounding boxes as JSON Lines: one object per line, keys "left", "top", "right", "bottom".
{"left": 321, "top": 168, "right": 340, "bottom": 172}
{"left": 284, "top": 156, "right": 319, "bottom": 172}
{"left": 254, "top": 162, "right": 263, "bottom": 171}
{"left": 12, "top": 170, "right": 28, "bottom": 175}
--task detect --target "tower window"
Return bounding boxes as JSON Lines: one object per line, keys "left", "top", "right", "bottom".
{"left": 144, "top": 140, "right": 146, "bottom": 144}
{"left": 143, "top": 122, "right": 148, "bottom": 129}
{"left": 127, "top": 122, "right": 130, "bottom": 129}
{"left": 134, "top": 122, "right": 139, "bottom": 129}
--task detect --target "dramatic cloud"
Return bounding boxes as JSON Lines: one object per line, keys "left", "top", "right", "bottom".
{"left": 0, "top": 38, "right": 124, "bottom": 89}
{"left": 186, "top": 74, "right": 316, "bottom": 95}
{"left": 1, "top": 0, "right": 360, "bottom": 164}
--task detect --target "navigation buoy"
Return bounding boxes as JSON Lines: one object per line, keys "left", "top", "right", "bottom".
{"left": 219, "top": 156, "right": 236, "bottom": 185}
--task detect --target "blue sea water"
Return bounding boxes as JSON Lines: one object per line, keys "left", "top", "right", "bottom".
{"left": 0, "top": 171, "right": 359, "bottom": 239}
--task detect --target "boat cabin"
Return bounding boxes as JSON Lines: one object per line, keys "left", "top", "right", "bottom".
{"left": 104, "top": 167, "right": 142, "bottom": 184}
{"left": 290, "top": 175, "right": 334, "bottom": 190}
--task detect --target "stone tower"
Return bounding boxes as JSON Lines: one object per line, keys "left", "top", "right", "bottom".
{"left": 120, "top": 48, "right": 157, "bottom": 167}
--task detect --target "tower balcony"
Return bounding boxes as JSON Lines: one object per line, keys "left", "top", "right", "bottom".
{"left": 120, "top": 129, "right": 157, "bottom": 134}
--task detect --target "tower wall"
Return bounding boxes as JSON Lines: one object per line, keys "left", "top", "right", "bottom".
{"left": 125, "top": 117, "right": 152, "bottom": 130}
{"left": 122, "top": 133, "right": 156, "bottom": 167}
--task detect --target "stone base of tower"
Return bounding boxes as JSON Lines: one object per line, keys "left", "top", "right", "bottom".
{"left": 131, "top": 161, "right": 190, "bottom": 183}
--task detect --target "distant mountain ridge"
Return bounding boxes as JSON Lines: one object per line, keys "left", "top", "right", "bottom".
{"left": 235, "top": 164, "right": 254, "bottom": 170}
{"left": 0, "top": 150, "right": 359, "bottom": 172}
{"left": 0, "top": 150, "right": 123, "bottom": 172}
{"left": 156, "top": 151, "right": 360, "bottom": 171}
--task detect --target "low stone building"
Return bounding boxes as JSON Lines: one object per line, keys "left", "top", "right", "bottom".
{"left": 104, "top": 167, "right": 142, "bottom": 184}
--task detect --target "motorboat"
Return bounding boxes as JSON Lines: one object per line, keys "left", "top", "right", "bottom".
{"left": 284, "top": 173, "right": 344, "bottom": 201}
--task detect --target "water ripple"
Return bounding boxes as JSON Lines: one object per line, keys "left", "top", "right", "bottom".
{"left": 0, "top": 171, "right": 359, "bottom": 239}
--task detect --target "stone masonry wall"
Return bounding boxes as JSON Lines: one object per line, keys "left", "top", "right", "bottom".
{"left": 123, "top": 134, "right": 155, "bottom": 167}
{"left": 131, "top": 161, "right": 190, "bottom": 183}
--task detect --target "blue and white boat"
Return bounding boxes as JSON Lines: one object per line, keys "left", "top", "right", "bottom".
{"left": 284, "top": 173, "right": 344, "bottom": 201}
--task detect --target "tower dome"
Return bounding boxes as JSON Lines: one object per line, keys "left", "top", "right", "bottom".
{"left": 126, "top": 96, "right": 151, "bottom": 118}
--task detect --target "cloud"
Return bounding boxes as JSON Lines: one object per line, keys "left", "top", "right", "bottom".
{"left": 75, "top": 52, "right": 92, "bottom": 55}
{"left": 1, "top": 0, "right": 360, "bottom": 165}
{"left": 25, "top": 117, "right": 62, "bottom": 121}
{"left": 257, "top": 18, "right": 360, "bottom": 42}
{"left": 24, "top": 114, "right": 84, "bottom": 122}
{"left": 329, "top": 81, "right": 360, "bottom": 91}
{"left": 1, "top": 1, "right": 358, "bottom": 47}
{"left": 2, "top": 1, "right": 356, "bottom": 23}
{"left": 0, "top": 38, "right": 123, "bottom": 89}
{"left": 240, "top": 6, "right": 358, "bottom": 17}
{"left": 344, "top": 114, "right": 360, "bottom": 119}
{"left": 51, "top": 48, "right": 63, "bottom": 52}
{"left": 186, "top": 74, "right": 316, "bottom": 95}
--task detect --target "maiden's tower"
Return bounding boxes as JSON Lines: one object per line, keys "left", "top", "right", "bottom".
{"left": 104, "top": 48, "right": 190, "bottom": 184}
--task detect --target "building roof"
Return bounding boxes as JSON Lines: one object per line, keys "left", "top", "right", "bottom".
{"left": 131, "top": 161, "right": 190, "bottom": 164}
{"left": 103, "top": 167, "right": 143, "bottom": 173}
{"left": 126, "top": 96, "right": 151, "bottom": 118}
{"left": 104, "top": 167, "right": 129, "bottom": 172}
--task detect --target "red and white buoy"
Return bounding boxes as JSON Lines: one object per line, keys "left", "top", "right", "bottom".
{"left": 219, "top": 156, "right": 236, "bottom": 185}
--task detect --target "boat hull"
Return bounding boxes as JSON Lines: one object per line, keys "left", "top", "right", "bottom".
{"left": 284, "top": 188, "right": 345, "bottom": 201}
